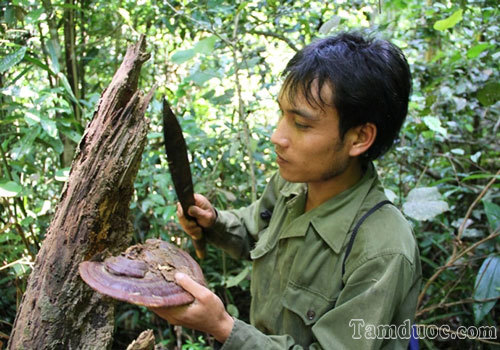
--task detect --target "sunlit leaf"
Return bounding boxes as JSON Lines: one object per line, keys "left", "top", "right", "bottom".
{"left": 423, "top": 116, "right": 448, "bottom": 137}
{"left": 55, "top": 168, "right": 71, "bottom": 182}
{"left": 470, "top": 151, "right": 481, "bottom": 163}
{"left": 467, "top": 43, "right": 492, "bottom": 59}
{"left": 0, "top": 46, "right": 27, "bottom": 73}
{"left": 189, "top": 70, "right": 218, "bottom": 86}
{"left": 118, "top": 8, "right": 131, "bottom": 24}
{"left": 433, "top": 9, "right": 463, "bottom": 31}
{"left": 26, "top": 8, "right": 44, "bottom": 23}
{"left": 40, "top": 117, "right": 58, "bottom": 139}
{"left": 193, "top": 36, "right": 217, "bottom": 55}
{"left": 0, "top": 181, "right": 23, "bottom": 197}
{"left": 319, "top": 16, "right": 340, "bottom": 35}
{"left": 10, "top": 127, "right": 40, "bottom": 160}
{"left": 170, "top": 49, "right": 195, "bottom": 64}
{"left": 403, "top": 187, "right": 449, "bottom": 221}
{"left": 46, "top": 39, "right": 60, "bottom": 74}
{"left": 384, "top": 188, "right": 398, "bottom": 203}
{"left": 473, "top": 256, "right": 500, "bottom": 323}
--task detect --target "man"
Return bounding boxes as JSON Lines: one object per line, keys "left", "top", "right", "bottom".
{"left": 151, "top": 32, "right": 421, "bottom": 349}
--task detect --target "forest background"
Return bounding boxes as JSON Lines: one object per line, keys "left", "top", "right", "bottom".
{"left": 0, "top": 0, "right": 499, "bottom": 349}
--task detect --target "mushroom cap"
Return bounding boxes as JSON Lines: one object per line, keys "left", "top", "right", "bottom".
{"left": 79, "top": 239, "right": 205, "bottom": 307}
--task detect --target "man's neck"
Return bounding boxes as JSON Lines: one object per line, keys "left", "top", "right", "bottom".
{"left": 305, "top": 160, "right": 364, "bottom": 212}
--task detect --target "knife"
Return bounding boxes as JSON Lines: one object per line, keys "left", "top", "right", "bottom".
{"left": 162, "top": 98, "right": 206, "bottom": 259}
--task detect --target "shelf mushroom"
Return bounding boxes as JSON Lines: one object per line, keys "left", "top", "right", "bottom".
{"left": 79, "top": 239, "right": 205, "bottom": 307}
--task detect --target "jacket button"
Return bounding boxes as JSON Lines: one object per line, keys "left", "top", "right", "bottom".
{"left": 260, "top": 210, "right": 272, "bottom": 221}
{"left": 306, "top": 310, "right": 315, "bottom": 320}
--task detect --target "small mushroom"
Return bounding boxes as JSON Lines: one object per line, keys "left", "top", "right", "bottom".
{"left": 79, "top": 239, "right": 205, "bottom": 307}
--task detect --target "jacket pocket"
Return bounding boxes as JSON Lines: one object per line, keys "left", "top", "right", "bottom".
{"left": 282, "top": 281, "right": 335, "bottom": 326}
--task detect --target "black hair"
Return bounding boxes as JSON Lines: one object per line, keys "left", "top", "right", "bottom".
{"left": 282, "top": 32, "right": 412, "bottom": 161}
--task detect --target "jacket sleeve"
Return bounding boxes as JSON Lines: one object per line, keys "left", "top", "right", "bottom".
{"left": 220, "top": 253, "right": 418, "bottom": 349}
{"left": 203, "top": 172, "right": 282, "bottom": 260}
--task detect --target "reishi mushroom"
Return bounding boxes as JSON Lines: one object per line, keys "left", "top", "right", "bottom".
{"left": 79, "top": 239, "right": 205, "bottom": 307}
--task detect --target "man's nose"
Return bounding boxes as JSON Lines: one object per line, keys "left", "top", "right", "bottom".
{"left": 270, "top": 117, "right": 289, "bottom": 148}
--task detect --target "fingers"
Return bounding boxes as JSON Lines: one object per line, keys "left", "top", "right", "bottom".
{"left": 177, "top": 203, "right": 203, "bottom": 239}
{"left": 175, "top": 273, "right": 209, "bottom": 300}
{"left": 176, "top": 194, "right": 216, "bottom": 230}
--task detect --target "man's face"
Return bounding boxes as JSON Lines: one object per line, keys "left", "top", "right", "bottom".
{"left": 271, "top": 83, "right": 352, "bottom": 184}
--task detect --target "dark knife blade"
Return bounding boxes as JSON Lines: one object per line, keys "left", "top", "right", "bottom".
{"left": 162, "top": 98, "right": 206, "bottom": 259}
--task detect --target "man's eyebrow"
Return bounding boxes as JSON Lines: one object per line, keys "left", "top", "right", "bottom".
{"left": 289, "top": 107, "right": 319, "bottom": 121}
{"left": 277, "top": 100, "right": 320, "bottom": 121}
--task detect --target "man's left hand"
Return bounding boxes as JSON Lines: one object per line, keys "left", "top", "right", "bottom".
{"left": 149, "top": 272, "right": 234, "bottom": 343}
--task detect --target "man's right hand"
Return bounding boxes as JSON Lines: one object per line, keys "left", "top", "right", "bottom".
{"left": 177, "top": 194, "right": 217, "bottom": 240}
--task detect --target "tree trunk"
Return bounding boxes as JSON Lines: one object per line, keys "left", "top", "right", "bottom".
{"left": 8, "top": 36, "right": 154, "bottom": 350}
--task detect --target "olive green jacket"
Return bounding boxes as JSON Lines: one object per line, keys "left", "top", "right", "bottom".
{"left": 206, "top": 164, "right": 421, "bottom": 349}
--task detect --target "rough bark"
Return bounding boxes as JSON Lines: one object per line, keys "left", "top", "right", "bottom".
{"left": 8, "top": 36, "right": 154, "bottom": 350}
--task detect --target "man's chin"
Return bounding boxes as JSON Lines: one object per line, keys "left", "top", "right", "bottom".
{"left": 278, "top": 168, "right": 302, "bottom": 183}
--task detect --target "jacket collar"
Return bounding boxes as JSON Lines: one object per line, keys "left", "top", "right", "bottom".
{"left": 278, "top": 163, "right": 379, "bottom": 254}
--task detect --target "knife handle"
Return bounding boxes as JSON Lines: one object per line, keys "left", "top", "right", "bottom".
{"left": 184, "top": 212, "right": 207, "bottom": 260}
{"left": 192, "top": 236, "right": 207, "bottom": 260}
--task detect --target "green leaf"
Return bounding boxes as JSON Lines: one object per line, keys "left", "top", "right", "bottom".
{"left": 46, "top": 137, "right": 64, "bottom": 154}
{"left": 477, "top": 82, "right": 500, "bottom": 107}
{"left": 58, "top": 72, "right": 78, "bottom": 104}
{"left": 26, "top": 8, "right": 44, "bottom": 23}
{"left": 225, "top": 265, "right": 250, "bottom": 288}
{"left": 189, "top": 70, "right": 218, "bottom": 86}
{"left": 319, "top": 16, "right": 340, "bottom": 35}
{"left": 0, "top": 181, "right": 23, "bottom": 197}
{"left": 40, "top": 117, "right": 58, "bottom": 139}
{"left": 193, "top": 36, "right": 217, "bottom": 55}
{"left": 55, "top": 168, "right": 70, "bottom": 182}
{"left": 10, "top": 127, "right": 40, "bottom": 160}
{"left": 423, "top": 116, "right": 448, "bottom": 137}
{"left": 483, "top": 200, "right": 500, "bottom": 232}
{"left": 226, "top": 304, "right": 239, "bottom": 318}
{"left": 403, "top": 187, "right": 449, "bottom": 221}
{"left": 434, "top": 9, "right": 463, "bottom": 31}
{"left": 0, "top": 46, "right": 27, "bottom": 73}
{"left": 467, "top": 43, "right": 492, "bottom": 59}
{"left": 470, "top": 151, "right": 481, "bottom": 163}
{"left": 118, "top": 8, "right": 131, "bottom": 24}
{"left": 473, "top": 256, "right": 500, "bottom": 323}
{"left": 46, "top": 39, "right": 60, "bottom": 74}
{"left": 171, "top": 49, "right": 196, "bottom": 64}
{"left": 24, "top": 55, "right": 55, "bottom": 75}
{"left": 60, "top": 128, "right": 82, "bottom": 144}
{"left": 384, "top": 188, "right": 398, "bottom": 203}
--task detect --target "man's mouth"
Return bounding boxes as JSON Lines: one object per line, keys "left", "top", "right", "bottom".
{"left": 275, "top": 152, "right": 288, "bottom": 164}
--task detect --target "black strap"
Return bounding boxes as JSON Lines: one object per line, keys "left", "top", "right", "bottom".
{"left": 341, "top": 200, "right": 393, "bottom": 284}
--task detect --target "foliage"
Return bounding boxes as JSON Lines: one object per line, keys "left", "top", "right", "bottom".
{"left": 1, "top": 0, "right": 499, "bottom": 348}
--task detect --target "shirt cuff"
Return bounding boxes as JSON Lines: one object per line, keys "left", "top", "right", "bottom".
{"left": 219, "top": 318, "right": 266, "bottom": 350}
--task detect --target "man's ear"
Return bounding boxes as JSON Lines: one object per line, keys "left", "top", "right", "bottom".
{"left": 347, "top": 123, "right": 377, "bottom": 157}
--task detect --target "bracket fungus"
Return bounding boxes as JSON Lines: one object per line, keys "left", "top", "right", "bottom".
{"left": 79, "top": 239, "right": 205, "bottom": 307}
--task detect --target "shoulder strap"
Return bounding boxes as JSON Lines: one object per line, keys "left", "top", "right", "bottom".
{"left": 341, "top": 200, "right": 393, "bottom": 284}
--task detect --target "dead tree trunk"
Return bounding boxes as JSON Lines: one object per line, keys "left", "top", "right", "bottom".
{"left": 8, "top": 36, "right": 154, "bottom": 350}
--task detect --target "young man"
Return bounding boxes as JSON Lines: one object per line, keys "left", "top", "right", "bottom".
{"left": 151, "top": 32, "right": 421, "bottom": 349}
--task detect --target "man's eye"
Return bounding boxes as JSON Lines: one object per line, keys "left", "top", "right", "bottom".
{"left": 295, "top": 122, "right": 310, "bottom": 129}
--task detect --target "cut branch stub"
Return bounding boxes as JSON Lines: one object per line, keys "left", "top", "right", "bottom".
{"left": 79, "top": 239, "right": 205, "bottom": 307}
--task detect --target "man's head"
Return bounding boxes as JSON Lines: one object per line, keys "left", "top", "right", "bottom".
{"left": 281, "top": 32, "right": 412, "bottom": 161}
